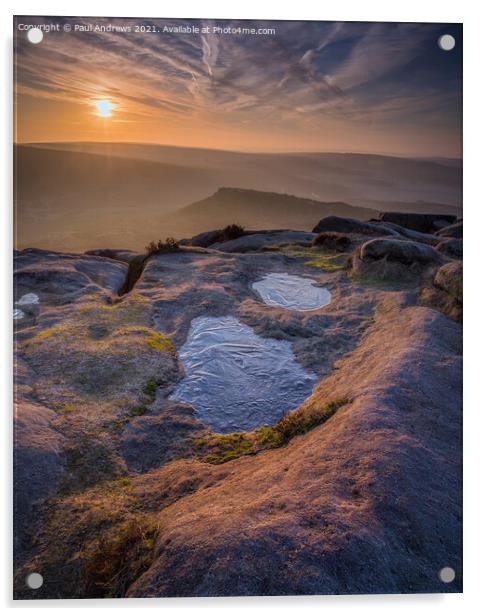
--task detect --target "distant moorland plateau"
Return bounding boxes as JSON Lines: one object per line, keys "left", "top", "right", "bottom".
{"left": 15, "top": 142, "right": 462, "bottom": 252}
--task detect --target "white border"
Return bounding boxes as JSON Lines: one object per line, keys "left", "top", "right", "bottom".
{"left": 2, "top": 1, "right": 480, "bottom": 614}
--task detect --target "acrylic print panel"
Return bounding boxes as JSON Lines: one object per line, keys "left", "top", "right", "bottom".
{"left": 13, "top": 16, "right": 462, "bottom": 599}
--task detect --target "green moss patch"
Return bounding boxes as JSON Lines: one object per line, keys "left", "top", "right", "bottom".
{"left": 348, "top": 272, "right": 415, "bottom": 290}
{"left": 305, "top": 253, "right": 347, "bottom": 271}
{"left": 20, "top": 295, "right": 177, "bottom": 413}
{"left": 192, "top": 398, "right": 351, "bottom": 465}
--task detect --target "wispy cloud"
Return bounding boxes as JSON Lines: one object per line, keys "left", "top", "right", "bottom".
{"left": 13, "top": 17, "right": 462, "bottom": 155}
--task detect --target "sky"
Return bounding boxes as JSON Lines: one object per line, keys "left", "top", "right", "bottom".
{"left": 13, "top": 17, "right": 462, "bottom": 157}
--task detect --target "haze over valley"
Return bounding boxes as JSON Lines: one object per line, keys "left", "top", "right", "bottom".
{"left": 15, "top": 142, "right": 462, "bottom": 251}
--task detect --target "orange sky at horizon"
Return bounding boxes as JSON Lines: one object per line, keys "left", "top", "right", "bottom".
{"left": 14, "top": 18, "right": 462, "bottom": 158}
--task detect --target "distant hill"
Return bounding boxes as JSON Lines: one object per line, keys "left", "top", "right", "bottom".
{"left": 15, "top": 142, "right": 462, "bottom": 251}
{"left": 14, "top": 144, "right": 219, "bottom": 251}
{"left": 26, "top": 142, "right": 463, "bottom": 207}
{"left": 172, "top": 187, "right": 379, "bottom": 236}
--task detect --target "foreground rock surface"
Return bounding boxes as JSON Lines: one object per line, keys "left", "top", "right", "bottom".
{"left": 13, "top": 215, "right": 462, "bottom": 597}
{"left": 127, "top": 304, "right": 462, "bottom": 597}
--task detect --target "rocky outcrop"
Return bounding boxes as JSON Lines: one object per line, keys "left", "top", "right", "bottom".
{"left": 349, "top": 238, "right": 445, "bottom": 282}
{"left": 182, "top": 229, "right": 229, "bottom": 248}
{"left": 434, "top": 261, "right": 463, "bottom": 302}
{"left": 435, "top": 220, "right": 463, "bottom": 239}
{"left": 420, "top": 261, "right": 462, "bottom": 322}
{"left": 372, "top": 221, "right": 440, "bottom": 244}
{"left": 211, "top": 231, "right": 315, "bottom": 253}
{"left": 359, "top": 238, "right": 442, "bottom": 265}
{"left": 312, "top": 215, "right": 393, "bottom": 236}
{"left": 377, "top": 211, "right": 456, "bottom": 233}
{"left": 436, "top": 238, "right": 463, "bottom": 259}
{"left": 14, "top": 249, "right": 127, "bottom": 306}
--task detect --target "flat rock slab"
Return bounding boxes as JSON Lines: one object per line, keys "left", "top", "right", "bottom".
{"left": 14, "top": 249, "right": 127, "bottom": 304}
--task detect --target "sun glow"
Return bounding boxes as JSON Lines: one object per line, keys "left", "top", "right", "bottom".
{"left": 94, "top": 99, "right": 113, "bottom": 117}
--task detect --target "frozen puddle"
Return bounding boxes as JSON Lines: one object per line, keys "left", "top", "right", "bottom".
{"left": 13, "top": 293, "right": 40, "bottom": 320}
{"left": 253, "top": 273, "right": 331, "bottom": 311}
{"left": 170, "top": 316, "right": 317, "bottom": 433}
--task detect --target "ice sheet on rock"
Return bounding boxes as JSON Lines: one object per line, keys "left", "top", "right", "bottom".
{"left": 170, "top": 316, "right": 317, "bottom": 433}
{"left": 252, "top": 273, "right": 331, "bottom": 311}
{"left": 17, "top": 293, "right": 40, "bottom": 305}
{"left": 13, "top": 308, "right": 25, "bottom": 320}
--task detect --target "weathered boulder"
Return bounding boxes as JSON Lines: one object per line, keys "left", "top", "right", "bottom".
{"left": 436, "top": 238, "right": 463, "bottom": 259}
{"left": 373, "top": 221, "right": 440, "bottom": 244}
{"left": 360, "top": 238, "right": 442, "bottom": 264}
{"left": 378, "top": 212, "right": 456, "bottom": 233}
{"left": 434, "top": 261, "right": 463, "bottom": 302}
{"left": 312, "top": 215, "right": 393, "bottom": 236}
{"left": 435, "top": 220, "right": 463, "bottom": 239}
{"left": 312, "top": 232, "right": 351, "bottom": 252}
{"left": 182, "top": 229, "right": 228, "bottom": 248}
{"left": 212, "top": 231, "right": 315, "bottom": 253}
{"left": 349, "top": 238, "right": 445, "bottom": 282}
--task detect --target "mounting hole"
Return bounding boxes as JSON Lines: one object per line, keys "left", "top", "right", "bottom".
{"left": 25, "top": 572, "right": 43, "bottom": 589}
{"left": 439, "top": 566, "right": 455, "bottom": 583}
{"left": 438, "top": 34, "right": 455, "bottom": 51}
{"left": 27, "top": 28, "right": 43, "bottom": 44}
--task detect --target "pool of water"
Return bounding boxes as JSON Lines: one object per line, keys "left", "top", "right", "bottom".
{"left": 252, "top": 272, "right": 331, "bottom": 311}
{"left": 169, "top": 316, "right": 317, "bottom": 433}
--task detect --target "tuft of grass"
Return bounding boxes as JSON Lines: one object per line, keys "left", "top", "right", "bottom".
{"left": 204, "top": 432, "right": 255, "bottom": 464}
{"left": 217, "top": 224, "right": 245, "bottom": 242}
{"left": 254, "top": 425, "right": 285, "bottom": 448}
{"left": 145, "top": 237, "right": 180, "bottom": 256}
{"left": 142, "top": 378, "right": 157, "bottom": 397}
{"left": 274, "top": 398, "right": 350, "bottom": 442}
{"left": 79, "top": 516, "right": 160, "bottom": 598}
{"left": 128, "top": 405, "right": 147, "bottom": 418}
{"left": 15, "top": 475, "right": 154, "bottom": 599}
{"left": 52, "top": 402, "right": 76, "bottom": 414}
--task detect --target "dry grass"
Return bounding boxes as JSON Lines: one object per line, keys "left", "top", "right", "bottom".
{"left": 145, "top": 237, "right": 180, "bottom": 256}
{"left": 16, "top": 477, "right": 160, "bottom": 599}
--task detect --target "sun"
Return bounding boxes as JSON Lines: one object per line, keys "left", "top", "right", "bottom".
{"left": 94, "top": 99, "right": 113, "bottom": 117}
